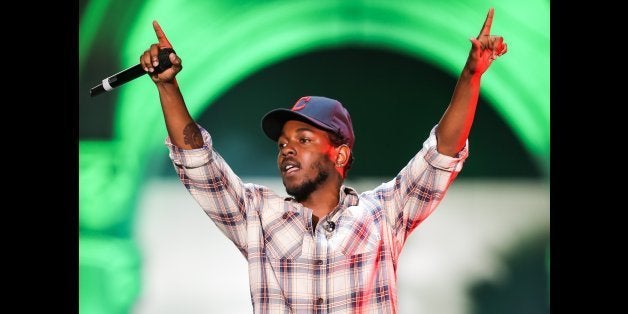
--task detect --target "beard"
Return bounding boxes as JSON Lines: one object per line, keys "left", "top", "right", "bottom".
{"left": 285, "top": 161, "right": 330, "bottom": 202}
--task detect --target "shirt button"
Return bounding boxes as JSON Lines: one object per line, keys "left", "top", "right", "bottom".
{"left": 324, "top": 221, "right": 335, "bottom": 232}
{"left": 316, "top": 297, "right": 324, "bottom": 305}
{"left": 282, "top": 212, "right": 289, "bottom": 219}
{"left": 315, "top": 259, "right": 323, "bottom": 265}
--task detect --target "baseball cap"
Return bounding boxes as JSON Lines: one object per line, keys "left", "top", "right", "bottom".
{"left": 261, "top": 96, "right": 355, "bottom": 149}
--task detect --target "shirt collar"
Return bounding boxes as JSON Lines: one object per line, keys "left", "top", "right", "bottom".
{"left": 283, "top": 185, "right": 360, "bottom": 208}
{"left": 339, "top": 185, "right": 359, "bottom": 207}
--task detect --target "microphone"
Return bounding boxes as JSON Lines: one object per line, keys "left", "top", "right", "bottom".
{"left": 90, "top": 48, "right": 176, "bottom": 97}
{"left": 324, "top": 221, "right": 336, "bottom": 232}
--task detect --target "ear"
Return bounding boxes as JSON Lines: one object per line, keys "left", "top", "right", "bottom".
{"left": 335, "top": 144, "right": 351, "bottom": 167}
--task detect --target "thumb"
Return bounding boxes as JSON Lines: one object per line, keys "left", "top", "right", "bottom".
{"left": 169, "top": 52, "right": 179, "bottom": 65}
{"left": 469, "top": 37, "right": 482, "bottom": 50}
{"left": 169, "top": 52, "right": 182, "bottom": 72}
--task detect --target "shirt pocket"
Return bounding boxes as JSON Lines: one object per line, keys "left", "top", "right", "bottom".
{"left": 336, "top": 207, "right": 381, "bottom": 257}
{"left": 262, "top": 210, "right": 306, "bottom": 260}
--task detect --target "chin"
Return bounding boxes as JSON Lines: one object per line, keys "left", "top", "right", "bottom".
{"left": 284, "top": 183, "right": 304, "bottom": 197}
{"left": 282, "top": 176, "right": 299, "bottom": 188}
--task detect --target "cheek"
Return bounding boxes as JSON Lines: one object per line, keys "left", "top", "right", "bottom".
{"left": 311, "top": 154, "right": 335, "bottom": 171}
{"left": 320, "top": 143, "right": 336, "bottom": 160}
{"left": 325, "top": 152, "right": 338, "bottom": 167}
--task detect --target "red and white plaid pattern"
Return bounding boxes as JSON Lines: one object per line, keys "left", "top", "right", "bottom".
{"left": 166, "top": 125, "right": 468, "bottom": 313}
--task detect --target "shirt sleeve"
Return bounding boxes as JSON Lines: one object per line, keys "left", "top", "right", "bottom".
{"left": 165, "top": 125, "right": 254, "bottom": 256}
{"left": 372, "top": 124, "right": 468, "bottom": 258}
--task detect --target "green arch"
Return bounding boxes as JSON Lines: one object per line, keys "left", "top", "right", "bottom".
{"left": 116, "top": 0, "right": 549, "bottom": 173}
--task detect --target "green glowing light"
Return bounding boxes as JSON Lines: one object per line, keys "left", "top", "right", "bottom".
{"left": 79, "top": 235, "right": 140, "bottom": 314}
{"left": 79, "top": 141, "right": 139, "bottom": 234}
{"left": 79, "top": 0, "right": 113, "bottom": 74}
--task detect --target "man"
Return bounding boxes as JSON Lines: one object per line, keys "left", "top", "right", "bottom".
{"left": 140, "top": 7, "right": 507, "bottom": 313}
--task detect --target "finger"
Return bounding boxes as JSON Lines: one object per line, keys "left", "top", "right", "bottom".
{"left": 499, "top": 43, "right": 508, "bottom": 56}
{"left": 477, "top": 8, "right": 494, "bottom": 38}
{"left": 141, "top": 50, "right": 153, "bottom": 73}
{"left": 470, "top": 37, "right": 482, "bottom": 51}
{"left": 153, "top": 20, "right": 172, "bottom": 48}
{"left": 492, "top": 36, "right": 504, "bottom": 51}
{"left": 149, "top": 43, "right": 160, "bottom": 68}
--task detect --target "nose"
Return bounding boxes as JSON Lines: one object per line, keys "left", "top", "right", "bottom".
{"left": 280, "top": 143, "right": 296, "bottom": 157}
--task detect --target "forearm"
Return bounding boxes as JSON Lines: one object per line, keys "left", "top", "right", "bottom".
{"left": 436, "top": 68, "right": 481, "bottom": 156}
{"left": 156, "top": 79, "right": 203, "bottom": 149}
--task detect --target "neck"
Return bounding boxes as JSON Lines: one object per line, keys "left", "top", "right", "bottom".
{"left": 301, "top": 182, "right": 342, "bottom": 220}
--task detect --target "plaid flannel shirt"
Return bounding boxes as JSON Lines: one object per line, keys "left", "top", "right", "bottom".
{"left": 166, "top": 124, "right": 468, "bottom": 313}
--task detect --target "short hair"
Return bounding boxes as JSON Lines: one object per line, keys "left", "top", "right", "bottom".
{"left": 328, "top": 131, "right": 355, "bottom": 177}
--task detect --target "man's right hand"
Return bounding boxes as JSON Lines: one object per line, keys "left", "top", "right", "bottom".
{"left": 140, "top": 20, "right": 182, "bottom": 84}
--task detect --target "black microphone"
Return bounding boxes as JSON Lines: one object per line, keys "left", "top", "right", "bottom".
{"left": 90, "top": 48, "right": 176, "bottom": 97}
{"left": 324, "top": 221, "right": 336, "bottom": 232}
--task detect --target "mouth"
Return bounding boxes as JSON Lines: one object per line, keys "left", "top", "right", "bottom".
{"left": 281, "top": 159, "right": 301, "bottom": 176}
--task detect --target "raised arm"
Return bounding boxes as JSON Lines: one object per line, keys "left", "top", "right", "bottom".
{"left": 436, "top": 8, "right": 508, "bottom": 156}
{"left": 139, "top": 21, "right": 203, "bottom": 150}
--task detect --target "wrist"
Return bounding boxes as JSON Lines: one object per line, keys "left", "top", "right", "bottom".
{"left": 156, "top": 79, "right": 178, "bottom": 90}
{"left": 461, "top": 66, "right": 482, "bottom": 81}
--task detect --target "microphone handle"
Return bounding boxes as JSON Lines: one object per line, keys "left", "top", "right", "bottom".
{"left": 90, "top": 64, "right": 144, "bottom": 97}
{"left": 90, "top": 48, "right": 175, "bottom": 97}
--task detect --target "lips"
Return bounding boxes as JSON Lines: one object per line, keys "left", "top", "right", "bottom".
{"left": 281, "top": 159, "right": 301, "bottom": 176}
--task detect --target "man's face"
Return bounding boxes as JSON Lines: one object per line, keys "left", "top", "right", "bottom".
{"left": 277, "top": 120, "right": 337, "bottom": 201}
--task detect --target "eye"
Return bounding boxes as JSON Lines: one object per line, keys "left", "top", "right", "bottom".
{"left": 278, "top": 143, "right": 287, "bottom": 149}
{"left": 299, "top": 137, "right": 311, "bottom": 144}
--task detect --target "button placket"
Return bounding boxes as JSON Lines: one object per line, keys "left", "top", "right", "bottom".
{"left": 314, "top": 230, "right": 328, "bottom": 312}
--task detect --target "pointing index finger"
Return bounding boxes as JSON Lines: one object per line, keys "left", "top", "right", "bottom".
{"left": 477, "top": 8, "right": 494, "bottom": 38}
{"left": 153, "top": 20, "right": 172, "bottom": 48}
